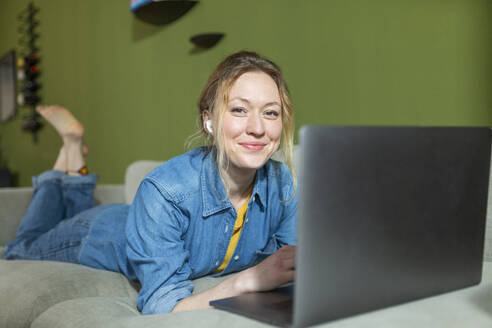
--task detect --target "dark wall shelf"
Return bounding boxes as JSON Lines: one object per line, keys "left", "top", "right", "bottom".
{"left": 132, "top": 0, "right": 198, "bottom": 25}
{"left": 190, "top": 33, "right": 224, "bottom": 49}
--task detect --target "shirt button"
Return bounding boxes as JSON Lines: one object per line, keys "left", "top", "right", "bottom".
{"left": 245, "top": 218, "right": 249, "bottom": 223}
{"left": 252, "top": 195, "right": 256, "bottom": 202}
{"left": 215, "top": 260, "right": 219, "bottom": 266}
{"left": 234, "top": 255, "right": 240, "bottom": 261}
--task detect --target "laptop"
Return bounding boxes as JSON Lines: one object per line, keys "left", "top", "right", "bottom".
{"left": 210, "top": 126, "right": 491, "bottom": 327}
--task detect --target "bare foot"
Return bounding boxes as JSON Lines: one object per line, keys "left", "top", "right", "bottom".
{"left": 36, "top": 105, "right": 84, "bottom": 140}
{"left": 37, "top": 105, "right": 86, "bottom": 174}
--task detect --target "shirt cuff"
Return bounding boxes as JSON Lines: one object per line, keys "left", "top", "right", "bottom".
{"left": 141, "top": 281, "right": 194, "bottom": 314}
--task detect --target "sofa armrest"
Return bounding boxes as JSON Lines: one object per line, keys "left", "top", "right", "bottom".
{"left": 93, "top": 184, "right": 125, "bottom": 205}
{"left": 124, "top": 161, "right": 163, "bottom": 204}
{"left": 0, "top": 187, "right": 34, "bottom": 247}
{"left": 0, "top": 185, "right": 125, "bottom": 247}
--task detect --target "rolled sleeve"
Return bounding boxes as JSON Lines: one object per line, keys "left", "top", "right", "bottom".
{"left": 142, "top": 280, "right": 193, "bottom": 314}
{"left": 126, "top": 178, "right": 193, "bottom": 314}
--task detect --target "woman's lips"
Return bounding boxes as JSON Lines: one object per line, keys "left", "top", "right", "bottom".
{"left": 240, "top": 142, "right": 266, "bottom": 151}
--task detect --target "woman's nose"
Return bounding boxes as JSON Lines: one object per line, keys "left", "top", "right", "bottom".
{"left": 246, "top": 112, "right": 265, "bottom": 137}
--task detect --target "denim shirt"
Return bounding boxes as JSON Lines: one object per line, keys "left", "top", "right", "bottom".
{"left": 125, "top": 147, "right": 298, "bottom": 314}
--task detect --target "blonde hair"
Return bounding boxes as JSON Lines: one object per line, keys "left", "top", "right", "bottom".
{"left": 189, "top": 51, "right": 296, "bottom": 199}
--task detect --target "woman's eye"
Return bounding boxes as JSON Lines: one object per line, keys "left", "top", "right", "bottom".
{"left": 265, "top": 110, "right": 280, "bottom": 118}
{"left": 231, "top": 107, "right": 246, "bottom": 115}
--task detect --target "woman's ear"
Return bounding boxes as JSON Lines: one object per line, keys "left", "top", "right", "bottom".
{"left": 202, "top": 110, "right": 212, "bottom": 134}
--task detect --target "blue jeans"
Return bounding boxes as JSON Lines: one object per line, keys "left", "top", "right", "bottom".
{"left": 3, "top": 170, "right": 99, "bottom": 263}
{"left": 4, "top": 170, "right": 135, "bottom": 278}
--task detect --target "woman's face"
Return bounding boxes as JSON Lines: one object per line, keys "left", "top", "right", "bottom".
{"left": 218, "top": 71, "right": 283, "bottom": 172}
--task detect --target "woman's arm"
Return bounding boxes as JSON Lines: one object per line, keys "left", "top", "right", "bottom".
{"left": 126, "top": 178, "right": 195, "bottom": 314}
{"left": 173, "top": 245, "right": 295, "bottom": 312}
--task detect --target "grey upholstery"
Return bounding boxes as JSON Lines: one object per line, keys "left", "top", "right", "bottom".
{"left": 0, "top": 187, "right": 33, "bottom": 247}
{"left": 31, "top": 274, "right": 237, "bottom": 328}
{"left": 0, "top": 260, "right": 137, "bottom": 328}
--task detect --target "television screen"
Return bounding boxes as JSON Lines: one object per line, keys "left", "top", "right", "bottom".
{"left": 0, "top": 50, "right": 17, "bottom": 122}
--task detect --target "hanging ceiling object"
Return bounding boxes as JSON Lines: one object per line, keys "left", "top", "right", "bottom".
{"left": 190, "top": 33, "right": 224, "bottom": 49}
{"left": 131, "top": 0, "right": 198, "bottom": 25}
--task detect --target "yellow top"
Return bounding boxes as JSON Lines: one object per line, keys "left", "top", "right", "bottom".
{"left": 213, "top": 189, "right": 252, "bottom": 273}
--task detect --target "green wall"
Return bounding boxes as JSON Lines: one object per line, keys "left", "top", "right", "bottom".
{"left": 1, "top": 0, "right": 491, "bottom": 186}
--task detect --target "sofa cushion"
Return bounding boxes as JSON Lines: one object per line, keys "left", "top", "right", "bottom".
{"left": 32, "top": 299, "right": 265, "bottom": 328}
{"left": 31, "top": 273, "right": 261, "bottom": 328}
{"left": 0, "top": 260, "right": 138, "bottom": 328}
{"left": 31, "top": 297, "right": 140, "bottom": 328}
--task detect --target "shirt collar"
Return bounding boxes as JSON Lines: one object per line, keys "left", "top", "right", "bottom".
{"left": 200, "top": 148, "right": 267, "bottom": 218}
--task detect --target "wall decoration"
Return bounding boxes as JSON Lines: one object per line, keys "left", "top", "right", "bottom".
{"left": 190, "top": 33, "right": 224, "bottom": 49}
{"left": 131, "top": 0, "right": 198, "bottom": 25}
{"left": 17, "top": 1, "right": 42, "bottom": 142}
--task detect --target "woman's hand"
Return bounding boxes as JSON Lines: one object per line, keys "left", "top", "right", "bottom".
{"left": 173, "top": 245, "right": 295, "bottom": 312}
{"left": 236, "top": 245, "right": 296, "bottom": 294}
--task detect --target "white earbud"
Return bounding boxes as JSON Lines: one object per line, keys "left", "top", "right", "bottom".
{"left": 205, "top": 120, "right": 213, "bottom": 133}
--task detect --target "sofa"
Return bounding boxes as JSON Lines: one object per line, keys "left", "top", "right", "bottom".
{"left": 1, "top": 154, "right": 492, "bottom": 328}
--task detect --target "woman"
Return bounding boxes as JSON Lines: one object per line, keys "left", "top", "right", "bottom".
{"left": 4, "top": 51, "right": 297, "bottom": 314}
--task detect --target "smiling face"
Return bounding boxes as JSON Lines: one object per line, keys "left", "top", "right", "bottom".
{"left": 206, "top": 71, "right": 283, "bottom": 174}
